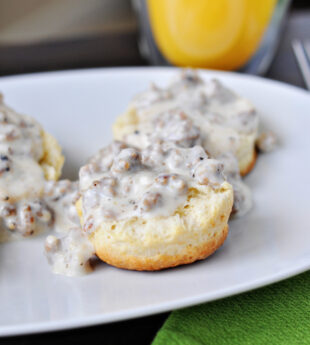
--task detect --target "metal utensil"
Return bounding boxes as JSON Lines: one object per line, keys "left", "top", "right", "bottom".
{"left": 292, "top": 39, "right": 310, "bottom": 90}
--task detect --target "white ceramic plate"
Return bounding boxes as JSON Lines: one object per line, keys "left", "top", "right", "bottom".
{"left": 0, "top": 68, "right": 309, "bottom": 336}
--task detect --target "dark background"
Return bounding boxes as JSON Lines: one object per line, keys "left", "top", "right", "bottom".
{"left": 1, "top": 1, "right": 310, "bottom": 344}
{"left": 294, "top": 0, "right": 309, "bottom": 6}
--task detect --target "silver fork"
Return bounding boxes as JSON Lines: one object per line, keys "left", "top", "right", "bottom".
{"left": 292, "top": 39, "right": 310, "bottom": 90}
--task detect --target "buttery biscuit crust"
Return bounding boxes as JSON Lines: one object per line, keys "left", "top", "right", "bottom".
{"left": 40, "top": 130, "right": 64, "bottom": 181}
{"left": 77, "top": 183, "right": 233, "bottom": 271}
{"left": 240, "top": 150, "right": 257, "bottom": 176}
{"left": 93, "top": 225, "right": 228, "bottom": 271}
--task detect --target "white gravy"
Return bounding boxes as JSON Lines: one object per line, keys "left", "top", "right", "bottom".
{"left": 123, "top": 70, "right": 258, "bottom": 159}
{"left": 79, "top": 141, "right": 226, "bottom": 233}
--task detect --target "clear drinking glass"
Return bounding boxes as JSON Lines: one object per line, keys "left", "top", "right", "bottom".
{"left": 133, "top": 0, "right": 291, "bottom": 75}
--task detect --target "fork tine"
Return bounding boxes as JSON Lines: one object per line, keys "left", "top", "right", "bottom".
{"left": 304, "top": 40, "right": 310, "bottom": 64}
{"left": 292, "top": 39, "right": 310, "bottom": 90}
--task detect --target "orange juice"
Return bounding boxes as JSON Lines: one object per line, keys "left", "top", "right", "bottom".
{"left": 147, "top": 0, "right": 276, "bottom": 70}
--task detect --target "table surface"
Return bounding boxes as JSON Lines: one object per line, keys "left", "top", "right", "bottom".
{"left": 0, "top": 7, "right": 309, "bottom": 345}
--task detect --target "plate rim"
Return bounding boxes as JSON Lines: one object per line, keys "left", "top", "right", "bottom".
{"left": 0, "top": 66, "right": 309, "bottom": 337}
{"left": 0, "top": 66, "right": 309, "bottom": 97}
{"left": 1, "top": 263, "right": 309, "bottom": 337}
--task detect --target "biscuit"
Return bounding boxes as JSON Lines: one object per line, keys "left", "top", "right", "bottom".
{"left": 0, "top": 97, "right": 64, "bottom": 241}
{"left": 113, "top": 70, "right": 258, "bottom": 175}
{"left": 40, "top": 130, "right": 65, "bottom": 181}
{"left": 77, "top": 142, "right": 233, "bottom": 271}
{"left": 77, "top": 185, "right": 232, "bottom": 271}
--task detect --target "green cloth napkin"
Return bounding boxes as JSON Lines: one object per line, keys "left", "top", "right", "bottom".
{"left": 152, "top": 271, "right": 310, "bottom": 345}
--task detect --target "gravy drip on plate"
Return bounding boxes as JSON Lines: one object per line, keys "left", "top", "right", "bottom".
{"left": 79, "top": 141, "right": 226, "bottom": 233}
{"left": 44, "top": 180, "right": 95, "bottom": 276}
{"left": 256, "top": 131, "right": 277, "bottom": 153}
{"left": 218, "top": 153, "right": 252, "bottom": 216}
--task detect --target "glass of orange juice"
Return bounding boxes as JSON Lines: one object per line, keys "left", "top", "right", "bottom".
{"left": 134, "top": 0, "right": 291, "bottom": 74}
